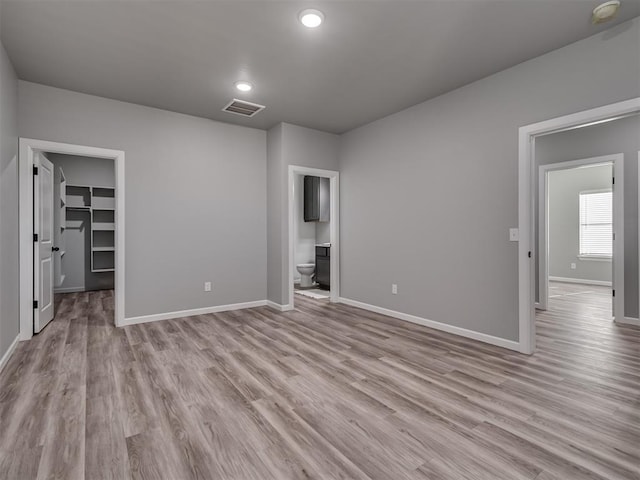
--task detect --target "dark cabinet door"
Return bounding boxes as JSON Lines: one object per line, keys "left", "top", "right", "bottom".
{"left": 304, "top": 176, "right": 320, "bottom": 222}
{"left": 315, "top": 256, "right": 330, "bottom": 288}
{"left": 304, "top": 176, "right": 330, "bottom": 222}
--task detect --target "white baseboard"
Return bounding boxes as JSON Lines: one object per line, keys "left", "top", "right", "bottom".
{"left": 54, "top": 286, "right": 86, "bottom": 293}
{"left": 267, "top": 301, "right": 294, "bottom": 312}
{"left": 338, "top": 297, "right": 520, "bottom": 352}
{"left": 120, "top": 300, "right": 268, "bottom": 327}
{"left": 616, "top": 316, "right": 640, "bottom": 327}
{"left": 0, "top": 335, "right": 20, "bottom": 375}
{"left": 549, "top": 276, "right": 612, "bottom": 287}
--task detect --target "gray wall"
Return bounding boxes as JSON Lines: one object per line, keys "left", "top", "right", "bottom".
{"left": 0, "top": 35, "right": 19, "bottom": 361}
{"left": 547, "top": 165, "right": 613, "bottom": 284}
{"left": 537, "top": 114, "right": 640, "bottom": 319}
{"left": 19, "top": 82, "right": 267, "bottom": 318}
{"left": 49, "top": 154, "right": 116, "bottom": 292}
{"left": 339, "top": 18, "right": 640, "bottom": 341}
{"left": 50, "top": 153, "right": 115, "bottom": 186}
{"left": 267, "top": 122, "right": 339, "bottom": 304}
{"left": 266, "top": 124, "right": 284, "bottom": 304}
{"left": 316, "top": 217, "right": 330, "bottom": 244}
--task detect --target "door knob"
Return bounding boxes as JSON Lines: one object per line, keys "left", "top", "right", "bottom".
{"left": 52, "top": 247, "right": 60, "bottom": 252}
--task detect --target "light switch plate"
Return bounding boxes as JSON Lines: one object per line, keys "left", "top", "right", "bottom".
{"left": 509, "top": 228, "right": 520, "bottom": 242}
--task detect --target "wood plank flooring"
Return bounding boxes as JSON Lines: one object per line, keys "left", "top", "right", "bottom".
{"left": 0, "top": 283, "right": 638, "bottom": 479}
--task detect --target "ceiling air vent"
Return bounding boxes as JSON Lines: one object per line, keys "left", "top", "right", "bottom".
{"left": 222, "top": 99, "right": 265, "bottom": 117}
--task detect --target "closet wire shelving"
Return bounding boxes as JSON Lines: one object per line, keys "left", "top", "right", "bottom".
{"left": 65, "top": 184, "right": 116, "bottom": 273}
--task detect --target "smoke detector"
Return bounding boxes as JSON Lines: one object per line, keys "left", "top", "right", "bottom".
{"left": 592, "top": 1, "right": 620, "bottom": 24}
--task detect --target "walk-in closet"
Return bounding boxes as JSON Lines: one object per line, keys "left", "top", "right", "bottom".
{"left": 51, "top": 154, "right": 116, "bottom": 293}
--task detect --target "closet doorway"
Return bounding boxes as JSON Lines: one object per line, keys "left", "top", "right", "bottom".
{"left": 19, "top": 139, "right": 125, "bottom": 340}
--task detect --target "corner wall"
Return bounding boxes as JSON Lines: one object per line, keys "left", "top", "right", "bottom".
{"left": 339, "top": 18, "right": 640, "bottom": 341}
{"left": 266, "top": 123, "right": 339, "bottom": 305}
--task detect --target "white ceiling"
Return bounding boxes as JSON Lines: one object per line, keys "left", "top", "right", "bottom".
{"left": 2, "top": 1, "right": 639, "bottom": 133}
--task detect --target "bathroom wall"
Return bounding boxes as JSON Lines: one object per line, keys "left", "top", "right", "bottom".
{"left": 547, "top": 164, "right": 613, "bottom": 284}
{"left": 316, "top": 220, "right": 330, "bottom": 244}
{"left": 50, "top": 153, "right": 115, "bottom": 292}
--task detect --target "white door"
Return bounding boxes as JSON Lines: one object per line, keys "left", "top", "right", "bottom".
{"left": 34, "top": 153, "right": 55, "bottom": 333}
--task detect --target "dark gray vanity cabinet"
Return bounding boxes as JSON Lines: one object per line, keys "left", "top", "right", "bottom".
{"left": 315, "top": 246, "right": 330, "bottom": 289}
{"left": 304, "top": 176, "right": 330, "bottom": 222}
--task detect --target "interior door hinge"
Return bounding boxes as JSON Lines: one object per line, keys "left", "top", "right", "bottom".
{"left": 33, "top": 166, "right": 38, "bottom": 175}
{"left": 33, "top": 300, "right": 38, "bottom": 309}
{"left": 33, "top": 233, "right": 38, "bottom": 242}
{"left": 612, "top": 177, "right": 615, "bottom": 185}
{"left": 612, "top": 290, "right": 615, "bottom": 297}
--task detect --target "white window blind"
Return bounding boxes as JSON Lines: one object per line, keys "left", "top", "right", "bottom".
{"left": 579, "top": 191, "right": 612, "bottom": 257}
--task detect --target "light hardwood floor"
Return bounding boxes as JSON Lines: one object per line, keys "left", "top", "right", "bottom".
{"left": 0, "top": 284, "right": 638, "bottom": 479}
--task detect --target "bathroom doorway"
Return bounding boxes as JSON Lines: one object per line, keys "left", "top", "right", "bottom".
{"left": 287, "top": 165, "right": 339, "bottom": 309}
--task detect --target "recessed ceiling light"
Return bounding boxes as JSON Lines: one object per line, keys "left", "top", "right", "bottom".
{"left": 299, "top": 9, "right": 324, "bottom": 28}
{"left": 235, "top": 81, "right": 253, "bottom": 92}
{"left": 592, "top": 1, "right": 620, "bottom": 24}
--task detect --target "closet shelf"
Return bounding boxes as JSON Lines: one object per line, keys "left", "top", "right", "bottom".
{"left": 63, "top": 182, "right": 116, "bottom": 276}
{"left": 67, "top": 183, "right": 114, "bottom": 190}
{"left": 92, "top": 223, "right": 115, "bottom": 231}
{"left": 92, "top": 246, "right": 115, "bottom": 252}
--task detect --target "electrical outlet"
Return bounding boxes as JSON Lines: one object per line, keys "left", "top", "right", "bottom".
{"left": 204, "top": 281, "right": 212, "bottom": 292}
{"left": 570, "top": 263, "right": 576, "bottom": 270}
{"left": 392, "top": 284, "right": 398, "bottom": 295}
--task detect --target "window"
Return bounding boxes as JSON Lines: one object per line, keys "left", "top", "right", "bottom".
{"left": 579, "top": 190, "right": 612, "bottom": 258}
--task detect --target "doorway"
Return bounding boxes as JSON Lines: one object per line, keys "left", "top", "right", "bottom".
{"left": 537, "top": 156, "right": 621, "bottom": 320}
{"left": 518, "top": 98, "right": 640, "bottom": 354}
{"left": 19, "top": 139, "right": 125, "bottom": 340}
{"left": 287, "top": 165, "right": 339, "bottom": 310}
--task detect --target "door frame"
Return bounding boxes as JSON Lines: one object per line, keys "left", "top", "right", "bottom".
{"left": 287, "top": 165, "right": 340, "bottom": 309}
{"left": 518, "top": 97, "right": 640, "bottom": 354}
{"left": 19, "top": 138, "right": 125, "bottom": 340}
{"left": 537, "top": 155, "right": 623, "bottom": 318}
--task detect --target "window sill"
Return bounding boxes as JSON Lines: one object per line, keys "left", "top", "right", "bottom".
{"left": 578, "top": 255, "right": 612, "bottom": 262}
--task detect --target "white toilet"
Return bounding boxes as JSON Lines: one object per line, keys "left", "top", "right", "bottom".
{"left": 296, "top": 263, "right": 315, "bottom": 287}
